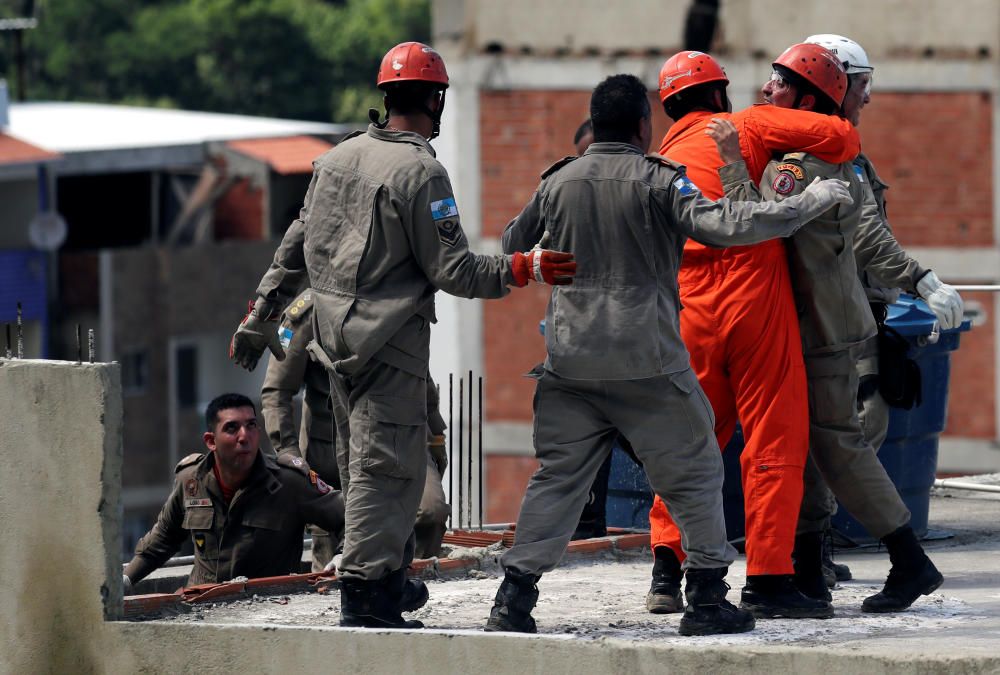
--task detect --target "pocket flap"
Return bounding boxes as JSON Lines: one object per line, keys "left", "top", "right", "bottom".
{"left": 668, "top": 368, "right": 697, "bottom": 394}
{"left": 242, "top": 509, "right": 285, "bottom": 531}
{"left": 182, "top": 507, "right": 214, "bottom": 530}
{"left": 369, "top": 394, "right": 426, "bottom": 426}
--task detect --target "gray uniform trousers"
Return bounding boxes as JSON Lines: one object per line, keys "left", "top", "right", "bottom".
{"left": 326, "top": 356, "right": 429, "bottom": 582}
{"left": 797, "top": 346, "right": 910, "bottom": 538}
{"left": 856, "top": 335, "right": 890, "bottom": 452}
{"left": 501, "top": 368, "right": 736, "bottom": 575}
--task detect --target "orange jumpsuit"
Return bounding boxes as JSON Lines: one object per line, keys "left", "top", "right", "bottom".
{"left": 648, "top": 105, "right": 861, "bottom": 576}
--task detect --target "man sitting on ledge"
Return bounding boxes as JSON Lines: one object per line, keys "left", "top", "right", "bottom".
{"left": 123, "top": 393, "right": 345, "bottom": 592}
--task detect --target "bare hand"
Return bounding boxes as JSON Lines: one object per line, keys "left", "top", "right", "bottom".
{"left": 706, "top": 118, "right": 742, "bottom": 165}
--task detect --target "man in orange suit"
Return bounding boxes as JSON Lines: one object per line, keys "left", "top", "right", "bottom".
{"left": 646, "top": 49, "right": 860, "bottom": 620}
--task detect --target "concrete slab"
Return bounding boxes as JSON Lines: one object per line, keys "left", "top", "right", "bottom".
{"left": 129, "top": 490, "right": 1000, "bottom": 671}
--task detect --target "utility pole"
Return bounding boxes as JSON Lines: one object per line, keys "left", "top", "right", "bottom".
{"left": 0, "top": 2, "right": 38, "bottom": 101}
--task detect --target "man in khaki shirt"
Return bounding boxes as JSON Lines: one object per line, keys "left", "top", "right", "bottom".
{"left": 123, "top": 393, "right": 344, "bottom": 590}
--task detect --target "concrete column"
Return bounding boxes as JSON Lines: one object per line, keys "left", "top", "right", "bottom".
{"left": 0, "top": 359, "right": 123, "bottom": 672}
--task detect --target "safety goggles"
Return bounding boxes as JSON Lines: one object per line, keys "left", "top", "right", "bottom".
{"left": 769, "top": 70, "right": 788, "bottom": 87}
{"left": 851, "top": 71, "right": 874, "bottom": 96}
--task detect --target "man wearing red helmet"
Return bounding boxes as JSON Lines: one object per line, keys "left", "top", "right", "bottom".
{"left": 715, "top": 43, "right": 944, "bottom": 614}
{"left": 646, "top": 49, "right": 860, "bottom": 620}
{"left": 230, "top": 41, "right": 578, "bottom": 629}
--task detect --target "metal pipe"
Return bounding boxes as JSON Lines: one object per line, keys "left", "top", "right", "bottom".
{"left": 16, "top": 302, "right": 23, "bottom": 358}
{"left": 934, "top": 478, "right": 1000, "bottom": 494}
{"left": 951, "top": 285, "right": 1000, "bottom": 292}
{"left": 5, "top": 324, "right": 10, "bottom": 358}
{"left": 88, "top": 329, "right": 95, "bottom": 363}
{"left": 75, "top": 324, "right": 82, "bottom": 363}
{"left": 478, "top": 375, "right": 483, "bottom": 531}
{"left": 458, "top": 375, "right": 464, "bottom": 530}
{"left": 467, "top": 369, "right": 473, "bottom": 530}
{"left": 448, "top": 373, "right": 453, "bottom": 527}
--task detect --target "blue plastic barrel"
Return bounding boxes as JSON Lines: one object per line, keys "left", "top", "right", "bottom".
{"left": 830, "top": 295, "right": 971, "bottom": 543}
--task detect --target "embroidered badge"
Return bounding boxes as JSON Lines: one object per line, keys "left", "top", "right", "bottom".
{"left": 185, "top": 478, "right": 198, "bottom": 497}
{"left": 185, "top": 498, "right": 212, "bottom": 507}
{"left": 772, "top": 172, "right": 796, "bottom": 195}
{"left": 775, "top": 163, "right": 805, "bottom": 180}
{"left": 292, "top": 457, "right": 304, "bottom": 467}
{"left": 316, "top": 477, "right": 332, "bottom": 495}
{"left": 430, "top": 197, "right": 459, "bottom": 220}
{"left": 672, "top": 175, "right": 699, "bottom": 196}
{"left": 436, "top": 219, "right": 463, "bottom": 247}
{"left": 278, "top": 326, "right": 293, "bottom": 349}
{"left": 853, "top": 164, "right": 866, "bottom": 182}
{"left": 194, "top": 533, "right": 206, "bottom": 550}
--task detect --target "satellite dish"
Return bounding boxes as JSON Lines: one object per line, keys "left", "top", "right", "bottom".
{"left": 28, "top": 211, "right": 68, "bottom": 251}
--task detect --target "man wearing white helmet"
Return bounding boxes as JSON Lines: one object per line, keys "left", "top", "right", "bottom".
{"left": 803, "top": 33, "right": 964, "bottom": 603}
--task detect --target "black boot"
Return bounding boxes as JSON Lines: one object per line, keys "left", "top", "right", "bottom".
{"left": 386, "top": 568, "right": 429, "bottom": 613}
{"left": 740, "top": 574, "right": 834, "bottom": 619}
{"left": 645, "top": 546, "right": 684, "bottom": 613}
{"left": 485, "top": 569, "right": 540, "bottom": 633}
{"left": 793, "top": 532, "right": 832, "bottom": 602}
{"left": 822, "top": 529, "right": 852, "bottom": 585}
{"left": 678, "top": 568, "right": 755, "bottom": 636}
{"left": 339, "top": 576, "right": 425, "bottom": 629}
{"left": 862, "top": 526, "right": 943, "bottom": 613}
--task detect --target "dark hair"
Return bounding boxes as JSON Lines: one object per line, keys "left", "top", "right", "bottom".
{"left": 205, "top": 393, "right": 256, "bottom": 431}
{"left": 662, "top": 81, "right": 729, "bottom": 121}
{"left": 773, "top": 64, "right": 838, "bottom": 115}
{"left": 573, "top": 118, "right": 593, "bottom": 145}
{"left": 384, "top": 81, "right": 443, "bottom": 115}
{"left": 590, "top": 74, "right": 651, "bottom": 143}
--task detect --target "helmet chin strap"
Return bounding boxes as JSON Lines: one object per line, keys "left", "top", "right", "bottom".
{"left": 370, "top": 88, "right": 447, "bottom": 140}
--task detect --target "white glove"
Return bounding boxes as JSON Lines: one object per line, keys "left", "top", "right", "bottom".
{"left": 802, "top": 176, "right": 854, "bottom": 210}
{"left": 917, "top": 271, "right": 964, "bottom": 330}
{"left": 123, "top": 574, "right": 133, "bottom": 595}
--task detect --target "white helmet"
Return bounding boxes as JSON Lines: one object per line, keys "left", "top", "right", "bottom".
{"left": 804, "top": 34, "right": 873, "bottom": 74}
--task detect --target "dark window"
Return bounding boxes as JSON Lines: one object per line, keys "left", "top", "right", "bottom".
{"left": 120, "top": 350, "right": 148, "bottom": 395}
{"left": 176, "top": 345, "right": 197, "bottom": 408}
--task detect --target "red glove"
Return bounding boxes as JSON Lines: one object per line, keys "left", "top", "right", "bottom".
{"left": 511, "top": 249, "right": 577, "bottom": 287}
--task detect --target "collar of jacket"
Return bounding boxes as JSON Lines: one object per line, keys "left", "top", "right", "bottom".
{"left": 583, "top": 141, "right": 644, "bottom": 156}
{"left": 196, "top": 450, "right": 282, "bottom": 497}
{"left": 367, "top": 124, "right": 436, "bottom": 157}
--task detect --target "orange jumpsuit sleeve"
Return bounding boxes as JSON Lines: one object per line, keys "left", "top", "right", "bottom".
{"left": 738, "top": 105, "right": 861, "bottom": 179}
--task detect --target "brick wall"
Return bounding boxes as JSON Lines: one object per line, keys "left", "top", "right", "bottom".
{"left": 860, "top": 92, "right": 994, "bottom": 247}
{"left": 947, "top": 290, "right": 997, "bottom": 438}
{"left": 485, "top": 455, "right": 539, "bottom": 522}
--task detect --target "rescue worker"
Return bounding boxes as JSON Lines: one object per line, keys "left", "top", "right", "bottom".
{"left": 487, "top": 74, "right": 854, "bottom": 636}
{"left": 715, "top": 43, "right": 947, "bottom": 613}
{"left": 645, "top": 50, "right": 862, "bottom": 620}
{"left": 573, "top": 118, "right": 594, "bottom": 157}
{"left": 260, "top": 290, "right": 451, "bottom": 570}
{"left": 803, "top": 33, "right": 965, "bottom": 585}
{"left": 122, "top": 393, "right": 345, "bottom": 591}
{"left": 229, "top": 42, "right": 578, "bottom": 630}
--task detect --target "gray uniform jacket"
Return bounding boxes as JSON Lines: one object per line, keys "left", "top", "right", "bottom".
{"left": 722, "top": 153, "right": 874, "bottom": 354}
{"left": 852, "top": 153, "right": 927, "bottom": 304}
{"left": 260, "top": 290, "right": 332, "bottom": 457}
{"left": 124, "top": 451, "right": 344, "bottom": 586}
{"left": 256, "top": 125, "right": 515, "bottom": 377}
{"left": 501, "top": 142, "right": 835, "bottom": 380}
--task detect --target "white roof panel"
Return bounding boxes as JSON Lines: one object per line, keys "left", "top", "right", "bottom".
{"left": 7, "top": 102, "right": 347, "bottom": 153}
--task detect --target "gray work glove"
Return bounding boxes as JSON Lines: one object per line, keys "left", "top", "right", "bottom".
{"left": 917, "top": 271, "right": 964, "bottom": 330}
{"left": 797, "top": 177, "right": 854, "bottom": 217}
{"left": 428, "top": 434, "right": 447, "bottom": 474}
{"left": 123, "top": 574, "right": 133, "bottom": 595}
{"left": 229, "top": 297, "right": 285, "bottom": 371}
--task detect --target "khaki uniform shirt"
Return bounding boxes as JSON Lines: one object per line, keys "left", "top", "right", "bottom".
{"left": 501, "top": 142, "right": 828, "bottom": 380}
{"left": 256, "top": 125, "right": 514, "bottom": 378}
{"left": 852, "top": 153, "right": 927, "bottom": 304}
{"left": 124, "top": 451, "right": 344, "bottom": 586}
{"left": 260, "top": 291, "right": 332, "bottom": 457}
{"left": 723, "top": 153, "right": 875, "bottom": 355}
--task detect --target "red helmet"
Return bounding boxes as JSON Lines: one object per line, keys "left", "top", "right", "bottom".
{"left": 658, "top": 51, "right": 729, "bottom": 103}
{"left": 376, "top": 41, "right": 449, "bottom": 90}
{"left": 773, "top": 43, "right": 848, "bottom": 106}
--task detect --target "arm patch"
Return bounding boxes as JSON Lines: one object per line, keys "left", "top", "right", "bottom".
{"left": 774, "top": 163, "right": 804, "bottom": 180}
{"left": 277, "top": 451, "right": 312, "bottom": 476}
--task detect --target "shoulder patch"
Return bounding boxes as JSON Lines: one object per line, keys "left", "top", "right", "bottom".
{"left": 541, "top": 155, "right": 576, "bottom": 179}
{"left": 781, "top": 152, "right": 807, "bottom": 161}
{"left": 672, "top": 174, "right": 700, "bottom": 196}
{"left": 277, "top": 452, "right": 311, "bottom": 476}
{"left": 771, "top": 171, "right": 797, "bottom": 196}
{"left": 852, "top": 164, "right": 866, "bottom": 183}
{"left": 430, "top": 197, "right": 459, "bottom": 221}
{"left": 309, "top": 469, "right": 333, "bottom": 495}
{"left": 175, "top": 453, "right": 205, "bottom": 473}
{"left": 775, "top": 163, "right": 805, "bottom": 180}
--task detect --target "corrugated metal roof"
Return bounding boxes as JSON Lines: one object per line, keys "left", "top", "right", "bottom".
{"left": 6, "top": 102, "right": 351, "bottom": 154}
{"left": 226, "top": 135, "right": 333, "bottom": 175}
{"left": 0, "top": 132, "right": 60, "bottom": 166}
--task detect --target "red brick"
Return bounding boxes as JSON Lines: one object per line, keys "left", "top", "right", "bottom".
{"left": 945, "top": 290, "right": 996, "bottom": 438}
{"left": 612, "top": 533, "right": 651, "bottom": 552}
{"left": 486, "top": 455, "right": 538, "bottom": 522}
{"left": 567, "top": 538, "right": 613, "bottom": 554}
